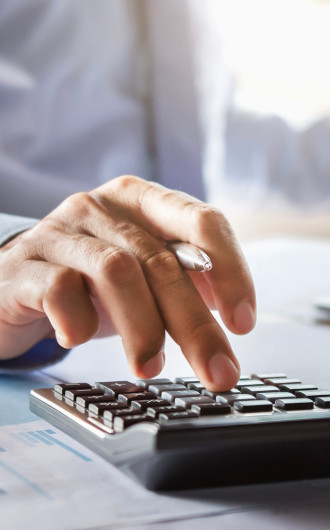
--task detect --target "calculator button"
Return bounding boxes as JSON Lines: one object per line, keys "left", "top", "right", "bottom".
{"left": 236, "top": 375, "right": 250, "bottom": 380}
{"left": 95, "top": 381, "right": 141, "bottom": 396}
{"left": 161, "top": 390, "right": 200, "bottom": 403}
{"left": 251, "top": 373, "right": 286, "bottom": 381}
{"left": 217, "top": 394, "right": 255, "bottom": 405}
{"left": 76, "top": 395, "right": 114, "bottom": 407}
{"left": 191, "top": 403, "right": 231, "bottom": 416}
{"left": 113, "top": 414, "right": 156, "bottom": 432}
{"left": 256, "top": 392, "right": 295, "bottom": 403}
{"left": 275, "top": 398, "right": 314, "bottom": 411}
{"left": 131, "top": 399, "right": 170, "bottom": 411}
{"left": 148, "top": 384, "right": 186, "bottom": 396}
{"left": 315, "top": 396, "right": 330, "bottom": 409}
{"left": 235, "top": 380, "right": 262, "bottom": 390}
{"left": 88, "top": 401, "right": 128, "bottom": 415}
{"left": 146, "top": 406, "right": 185, "bottom": 418}
{"left": 174, "top": 377, "right": 199, "bottom": 386}
{"left": 135, "top": 378, "right": 172, "bottom": 390}
{"left": 242, "top": 385, "right": 279, "bottom": 396}
{"left": 234, "top": 400, "right": 273, "bottom": 413}
{"left": 265, "top": 378, "right": 301, "bottom": 386}
{"left": 104, "top": 409, "right": 142, "bottom": 423}
{"left": 158, "top": 411, "right": 199, "bottom": 421}
{"left": 279, "top": 384, "right": 318, "bottom": 393}
{"left": 174, "top": 396, "right": 215, "bottom": 409}
{"left": 54, "top": 383, "right": 92, "bottom": 395}
{"left": 296, "top": 390, "right": 330, "bottom": 400}
{"left": 202, "top": 388, "right": 240, "bottom": 399}
{"left": 187, "top": 382, "right": 205, "bottom": 392}
{"left": 65, "top": 388, "right": 103, "bottom": 401}
{"left": 118, "top": 392, "right": 156, "bottom": 405}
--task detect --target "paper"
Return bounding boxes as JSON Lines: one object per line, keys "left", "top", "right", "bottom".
{"left": 242, "top": 236, "right": 330, "bottom": 322}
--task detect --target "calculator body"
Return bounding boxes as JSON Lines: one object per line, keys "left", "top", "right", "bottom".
{"left": 30, "top": 379, "right": 330, "bottom": 491}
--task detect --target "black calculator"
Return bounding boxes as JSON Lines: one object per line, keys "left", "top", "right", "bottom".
{"left": 30, "top": 373, "right": 330, "bottom": 491}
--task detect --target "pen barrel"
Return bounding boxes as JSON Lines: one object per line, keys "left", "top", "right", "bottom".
{"left": 164, "top": 242, "right": 212, "bottom": 272}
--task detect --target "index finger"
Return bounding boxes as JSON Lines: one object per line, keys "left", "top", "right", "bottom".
{"left": 96, "top": 176, "right": 256, "bottom": 336}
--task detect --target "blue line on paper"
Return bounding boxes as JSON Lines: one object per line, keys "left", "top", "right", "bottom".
{"left": 0, "top": 461, "right": 52, "bottom": 499}
{"left": 45, "top": 429, "right": 56, "bottom": 434}
{"left": 36, "top": 431, "right": 92, "bottom": 461}
{"left": 10, "top": 433, "right": 34, "bottom": 447}
{"left": 19, "top": 432, "right": 39, "bottom": 444}
{"left": 0, "top": 447, "right": 6, "bottom": 452}
{"left": 27, "top": 431, "right": 54, "bottom": 446}
{"left": 0, "top": 488, "right": 6, "bottom": 494}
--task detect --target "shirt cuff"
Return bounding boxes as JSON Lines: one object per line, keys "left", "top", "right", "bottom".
{"left": 0, "top": 213, "right": 38, "bottom": 247}
{"left": 0, "top": 339, "right": 70, "bottom": 373}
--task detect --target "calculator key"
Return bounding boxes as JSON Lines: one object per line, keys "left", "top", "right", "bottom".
{"left": 148, "top": 384, "right": 186, "bottom": 396}
{"left": 234, "top": 400, "right": 273, "bottom": 413}
{"left": 242, "top": 385, "right": 279, "bottom": 396}
{"left": 161, "top": 390, "right": 200, "bottom": 403}
{"left": 296, "top": 390, "right": 330, "bottom": 400}
{"left": 265, "top": 378, "right": 301, "bottom": 386}
{"left": 76, "top": 395, "right": 114, "bottom": 407}
{"left": 256, "top": 392, "right": 295, "bottom": 403}
{"left": 104, "top": 409, "right": 142, "bottom": 423}
{"left": 174, "top": 377, "right": 199, "bottom": 386}
{"left": 275, "top": 398, "right": 314, "bottom": 411}
{"left": 279, "top": 383, "right": 317, "bottom": 393}
{"left": 174, "top": 396, "right": 215, "bottom": 409}
{"left": 251, "top": 373, "right": 286, "bottom": 382}
{"left": 65, "top": 388, "right": 103, "bottom": 401}
{"left": 88, "top": 401, "right": 128, "bottom": 415}
{"left": 235, "top": 380, "right": 262, "bottom": 390}
{"left": 146, "top": 406, "right": 185, "bottom": 418}
{"left": 54, "top": 383, "right": 92, "bottom": 395}
{"left": 187, "top": 382, "right": 205, "bottom": 392}
{"left": 159, "top": 411, "right": 199, "bottom": 421}
{"left": 135, "top": 378, "right": 172, "bottom": 390}
{"left": 95, "top": 381, "right": 141, "bottom": 396}
{"left": 191, "top": 403, "right": 231, "bottom": 416}
{"left": 131, "top": 399, "right": 170, "bottom": 411}
{"left": 118, "top": 392, "right": 156, "bottom": 405}
{"left": 315, "top": 396, "right": 330, "bottom": 409}
{"left": 217, "top": 394, "right": 255, "bottom": 405}
{"left": 113, "top": 414, "right": 156, "bottom": 432}
{"left": 236, "top": 375, "right": 250, "bottom": 380}
{"left": 202, "top": 388, "right": 240, "bottom": 398}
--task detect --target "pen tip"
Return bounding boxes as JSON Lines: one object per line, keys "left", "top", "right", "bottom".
{"left": 203, "top": 262, "right": 212, "bottom": 272}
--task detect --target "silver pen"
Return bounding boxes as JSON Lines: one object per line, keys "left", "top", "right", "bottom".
{"left": 164, "top": 241, "right": 212, "bottom": 272}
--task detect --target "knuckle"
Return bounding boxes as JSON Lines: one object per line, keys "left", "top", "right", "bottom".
{"left": 95, "top": 248, "right": 140, "bottom": 286}
{"left": 144, "top": 251, "right": 182, "bottom": 282}
{"left": 190, "top": 204, "right": 225, "bottom": 234}
{"left": 46, "top": 267, "right": 82, "bottom": 299}
{"left": 111, "top": 174, "right": 140, "bottom": 192}
{"left": 60, "top": 191, "right": 96, "bottom": 215}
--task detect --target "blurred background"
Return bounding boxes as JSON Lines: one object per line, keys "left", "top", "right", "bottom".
{"left": 216, "top": 0, "right": 330, "bottom": 240}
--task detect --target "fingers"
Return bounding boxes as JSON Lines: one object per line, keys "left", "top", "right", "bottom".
{"left": 97, "top": 176, "right": 256, "bottom": 336}
{"left": 0, "top": 260, "right": 99, "bottom": 358}
{"left": 31, "top": 231, "right": 166, "bottom": 378}
{"left": 57, "top": 204, "right": 240, "bottom": 391}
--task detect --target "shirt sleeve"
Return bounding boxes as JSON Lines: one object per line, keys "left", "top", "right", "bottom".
{"left": 0, "top": 212, "right": 71, "bottom": 372}
{"left": 0, "top": 213, "right": 39, "bottom": 247}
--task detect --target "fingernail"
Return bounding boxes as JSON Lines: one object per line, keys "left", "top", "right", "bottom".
{"left": 141, "top": 351, "right": 165, "bottom": 379}
{"left": 55, "top": 332, "right": 76, "bottom": 349}
{"left": 233, "top": 302, "right": 256, "bottom": 334}
{"left": 208, "top": 353, "right": 240, "bottom": 391}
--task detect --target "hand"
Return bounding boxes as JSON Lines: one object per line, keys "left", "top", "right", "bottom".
{"left": 0, "top": 176, "right": 256, "bottom": 390}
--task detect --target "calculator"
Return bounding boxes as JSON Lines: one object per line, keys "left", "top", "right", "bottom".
{"left": 30, "top": 373, "right": 330, "bottom": 491}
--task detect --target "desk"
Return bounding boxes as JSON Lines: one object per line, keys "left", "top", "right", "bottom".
{"left": 2, "top": 236, "right": 330, "bottom": 530}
